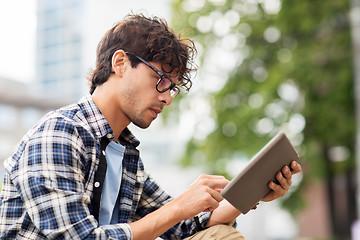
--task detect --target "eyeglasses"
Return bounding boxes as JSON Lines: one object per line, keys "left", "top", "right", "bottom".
{"left": 125, "top": 52, "right": 180, "bottom": 98}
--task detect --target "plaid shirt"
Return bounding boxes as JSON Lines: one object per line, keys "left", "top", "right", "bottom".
{"left": 0, "top": 95, "right": 210, "bottom": 240}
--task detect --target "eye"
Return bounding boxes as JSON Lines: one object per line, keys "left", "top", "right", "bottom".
{"left": 157, "top": 77, "right": 172, "bottom": 92}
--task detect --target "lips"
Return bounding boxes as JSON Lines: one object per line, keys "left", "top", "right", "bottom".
{"left": 152, "top": 108, "right": 162, "bottom": 114}
{"left": 150, "top": 108, "right": 162, "bottom": 118}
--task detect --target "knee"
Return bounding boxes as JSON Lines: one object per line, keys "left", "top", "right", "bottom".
{"left": 207, "top": 224, "right": 245, "bottom": 240}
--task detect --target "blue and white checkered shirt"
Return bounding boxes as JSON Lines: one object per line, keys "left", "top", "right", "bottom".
{"left": 0, "top": 95, "right": 210, "bottom": 239}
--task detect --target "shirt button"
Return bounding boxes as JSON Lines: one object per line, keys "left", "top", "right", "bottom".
{"left": 94, "top": 182, "right": 100, "bottom": 188}
{"left": 96, "top": 131, "right": 101, "bottom": 136}
{"left": 106, "top": 133, "right": 112, "bottom": 139}
{"left": 102, "top": 150, "right": 106, "bottom": 156}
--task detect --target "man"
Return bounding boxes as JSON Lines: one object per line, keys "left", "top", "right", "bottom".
{"left": 0, "top": 14, "right": 301, "bottom": 239}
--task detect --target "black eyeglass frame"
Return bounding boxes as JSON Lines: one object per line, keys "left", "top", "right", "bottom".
{"left": 125, "top": 51, "right": 180, "bottom": 98}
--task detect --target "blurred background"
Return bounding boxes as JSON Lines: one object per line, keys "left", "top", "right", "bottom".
{"left": 0, "top": 0, "right": 359, "bottom": 239}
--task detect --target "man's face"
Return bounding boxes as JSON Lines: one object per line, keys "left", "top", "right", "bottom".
{"left": 118, "top": 60, "right": 176, "bottom": 129}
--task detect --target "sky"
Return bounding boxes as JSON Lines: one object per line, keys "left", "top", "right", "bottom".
{"left": 0, "top": 0, "right": 37, "bottom": 82}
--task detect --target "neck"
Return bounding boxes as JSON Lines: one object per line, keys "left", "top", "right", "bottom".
{"left": 91, "top": 82, "right": 130, "bottom": 141}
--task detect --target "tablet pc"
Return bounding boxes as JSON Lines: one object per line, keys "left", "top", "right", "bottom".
{"left": 221, "top": 132, "right": 300, "bottom": 214}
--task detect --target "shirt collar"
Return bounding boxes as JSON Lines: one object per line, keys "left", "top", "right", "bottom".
{"left": 77, "top": 95, "right": 140, "bottom": 148}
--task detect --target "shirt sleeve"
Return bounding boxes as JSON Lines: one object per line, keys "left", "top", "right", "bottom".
{"left": 134, "top": 172, "right": 211, "bottom": 239}
{"left": 8, "top": 117, "right": 133, "bottom": 240}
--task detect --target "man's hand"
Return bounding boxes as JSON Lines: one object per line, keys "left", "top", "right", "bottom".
{"left": 261, "top": 160, "right": 302, "bottom": 202}
{"left": 130, "top": 175, "right": 229, "bottom": 240}
{"left": 171, "top": 174, "right": 229, "bottom": 221}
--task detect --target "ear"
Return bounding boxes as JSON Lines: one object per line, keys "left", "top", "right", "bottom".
{"left": 111, "top": 50, "right": 128, "bottom": 76}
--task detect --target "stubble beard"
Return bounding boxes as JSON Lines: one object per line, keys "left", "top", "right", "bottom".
{"left": 130, "top": 114, "right": 153, "bottom": 129}
{"left": 125, "top": 104, "right": 153, "bottom": 129}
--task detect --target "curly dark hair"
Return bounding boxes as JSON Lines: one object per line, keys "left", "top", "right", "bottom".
{"left": 88, "top": 13, "right": 197, "bottom": 94}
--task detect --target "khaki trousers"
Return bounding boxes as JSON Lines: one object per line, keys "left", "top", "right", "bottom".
{"left": 184, "top": 224, "right": 245, "bottom": 240}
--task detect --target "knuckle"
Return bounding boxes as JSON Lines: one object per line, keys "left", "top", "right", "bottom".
{"left": 199, "top": 174, "right": 208, "bottom": 179}
{"left": 198, "top": 178, "right": 209, "bottom": 186}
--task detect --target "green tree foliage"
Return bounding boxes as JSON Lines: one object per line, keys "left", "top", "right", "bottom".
{"left": 171, "top": 0, "right": 355, "bottom": 222}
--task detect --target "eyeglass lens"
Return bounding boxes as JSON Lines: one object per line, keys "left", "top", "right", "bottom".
{"left": 125, "top": 51, "right": 180, "bottom": 98}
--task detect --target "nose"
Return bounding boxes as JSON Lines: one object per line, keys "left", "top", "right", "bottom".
{"left": 159, "top": 90, "right": 172, "bottom": 106}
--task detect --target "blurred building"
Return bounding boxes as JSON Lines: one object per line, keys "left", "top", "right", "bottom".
{"left": 36, "top": 0, "right": 86, "bottom": 101}
{"left": 35, "top": 0, "right": 172, "bottom": 101}
{"left": 0, "top": 77, "right": 71, "bottom": 179}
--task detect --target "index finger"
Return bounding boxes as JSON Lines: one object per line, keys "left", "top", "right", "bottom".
{"left": 197, "top": 175, "right": 230, "bottom": 190}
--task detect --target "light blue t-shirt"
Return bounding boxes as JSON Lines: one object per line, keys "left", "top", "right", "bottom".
{"left": 99, "top": 140, "right": 125, "bottom": 225}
